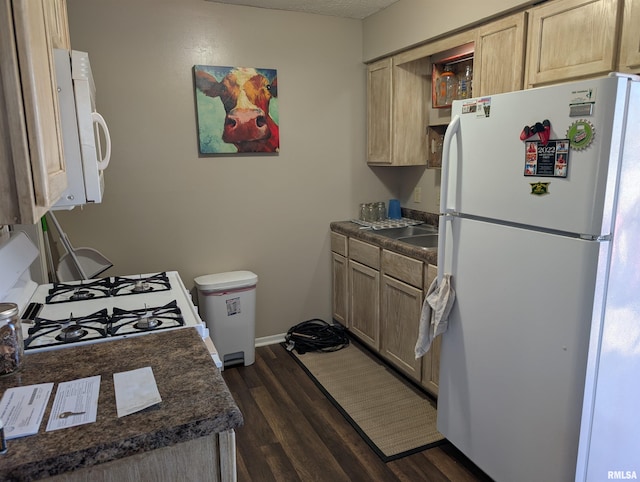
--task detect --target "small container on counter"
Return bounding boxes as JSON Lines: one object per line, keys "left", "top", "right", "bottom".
{"left": 359, "top": 203, "right": 368, "bottom": 221}
{"left": 388, "top": 199, "right": 402, "bottom": 219}
{"left": 0, "top": 419, "right": 7, "bottom": 454}
{"left": 0, "top": 303, "right": 25, "bottom": 376}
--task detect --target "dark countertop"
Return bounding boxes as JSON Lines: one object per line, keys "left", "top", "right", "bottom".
{"left": 330, "top": 209, "right": 439, "bottom": 265}
{"left": 0, "top": 328, "right": 243, "bottom": 481}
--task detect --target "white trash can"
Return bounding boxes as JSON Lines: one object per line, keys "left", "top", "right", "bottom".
{"left": 194, "top": 271, "right": 258, "bottom": 367}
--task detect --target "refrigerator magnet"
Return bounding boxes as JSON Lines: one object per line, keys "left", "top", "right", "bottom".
{"left": 523, "top": 139, "right": 570, "bottom": 178}
{"left": 566, "top": 120, "right": 595, "bottom": 150}
{"left": 476, "top": 98, "right": 491, "bottom": 118}
{"left": 530, "top": 182, "right": 550, "bottom": 196}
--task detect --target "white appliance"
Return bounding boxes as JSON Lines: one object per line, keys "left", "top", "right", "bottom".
{"left": 52, "top": 49, "right": 111, "bottom": 209}
{"left": 437, "top": 73, "right": 640, "bottom": 482}
{"left": 0, "top": 233, "right": 221, "bottom": 366}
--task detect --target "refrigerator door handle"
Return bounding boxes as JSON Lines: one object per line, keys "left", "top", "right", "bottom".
{"left": 438, "top": 114, "right": 460, "bottom": 283}
{"left": 440, "top": 114, "right": 460, "bottom": 216}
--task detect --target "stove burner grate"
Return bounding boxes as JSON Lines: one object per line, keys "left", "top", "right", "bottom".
{"left": 110, "top": 273, "right": 171, "bottom": 297}
{"left": 110, "top": 301, "right": 183, "bottom": 335}
{"left": 24, "top": 309, "right": 110, "bottom": 350}
{"left": 44, "top": 272, "right": 171, "bottom": 304}
{"left": 46, "top": 279, "right": 112, "bottom": 304}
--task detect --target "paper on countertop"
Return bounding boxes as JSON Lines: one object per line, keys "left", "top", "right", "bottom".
{"left": 113, "top": 367, "right": 161, "bottom": 417}
{"left": 46, "top": 375, "right": 101, "bottom": 432}
{"left": 0, "top": 383, "right": 54, "bottom": 439}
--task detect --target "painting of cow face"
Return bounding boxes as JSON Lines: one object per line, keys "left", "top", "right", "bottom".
{"left": 194, "top": 65, "right": 279, "bottom": 154}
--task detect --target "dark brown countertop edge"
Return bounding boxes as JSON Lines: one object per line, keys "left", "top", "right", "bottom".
{"left": 0, "top": 329, "right": 243, "bottom": 481}
{"left": 330, "top": 208, "right": 439, "bottom": 265}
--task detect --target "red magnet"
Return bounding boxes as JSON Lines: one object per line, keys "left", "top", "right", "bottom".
{"left": 519, "top": 119, "right": 551, "bottom": 145}
{"left": 538, "top": 119, "right": 551, "bottom": 145}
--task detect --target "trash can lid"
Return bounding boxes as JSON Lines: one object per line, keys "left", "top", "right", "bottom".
{"left": 194, "top": 271, "right": 258, "bottom": 291}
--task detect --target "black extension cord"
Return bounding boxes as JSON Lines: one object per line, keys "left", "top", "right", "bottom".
{"left": 285, "top": 319, "right": 349, "bottom": 354}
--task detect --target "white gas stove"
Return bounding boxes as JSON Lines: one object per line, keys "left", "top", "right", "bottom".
{"left": 23, "top": 271, "right": 207, "bottom": 353}
{"left": 0, "top": 232, "right": 220, "bottom": 365}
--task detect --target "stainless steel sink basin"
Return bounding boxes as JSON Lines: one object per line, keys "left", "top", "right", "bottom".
{"left": 397, "top": 234, "right": 439, "bottom": 249}
{"left": 374, "top": 225, "right": 438, "bottom": 239}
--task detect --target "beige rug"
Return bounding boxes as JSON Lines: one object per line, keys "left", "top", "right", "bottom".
{"left": 289, "top": 342, "right": 445, "bottom": 461}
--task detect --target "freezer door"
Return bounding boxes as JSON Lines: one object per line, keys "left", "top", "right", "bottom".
{"left": 437, "top": 217, "right": 601, "bottom": 482}
{"left": 443, "top": 76, "right": 630, "bottom": 236}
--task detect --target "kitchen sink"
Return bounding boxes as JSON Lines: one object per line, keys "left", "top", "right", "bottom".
{"left": 374, "top": 225, "right": 438, "bottom": 239}
{"left": 397, "top": 234, "right": 439, "bottom": 249}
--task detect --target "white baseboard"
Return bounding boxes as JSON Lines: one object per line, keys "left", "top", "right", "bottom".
{"left": 255, "top": 333, "right": 286, "bottom": 347}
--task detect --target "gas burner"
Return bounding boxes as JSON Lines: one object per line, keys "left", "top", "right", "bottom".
{"left": 132, "top": 281, "right": 152, "bottom": 293}
{"left": 70, "top": 289, "right": 95, "bottom": 301}
{"left": 133, "top": 315, "right": 162, "bottom": 330}
{"left": 56, "top": 324, "right": 88, "bottom": 342}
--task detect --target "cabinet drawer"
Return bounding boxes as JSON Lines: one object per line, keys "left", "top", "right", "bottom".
{"left": 330, "top": 231, "right": 348, "bottom": 257}
{"left": 349, "top": 238, "right": 380, "bottom": 269}
{"left": 382, "top": 249, "right": 423, "bottom": 288}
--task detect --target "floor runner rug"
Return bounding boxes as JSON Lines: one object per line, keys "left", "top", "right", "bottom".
{"left": 288, "top": 342, "right": 445, "bottom": 461}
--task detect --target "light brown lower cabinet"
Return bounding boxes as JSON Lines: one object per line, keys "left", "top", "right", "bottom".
{"left": 330, "top": 230, "right": 443, "bottom": 397}
{"left": 348, "top": 259, "right": 380, "bottom": 350}
{"left": 48, "top": 430, "right": 236, "bottom": 482}
{"left": 331, "top": 252, "right": 348, "bottom": 327}
{"left": 381, "top": 274, "right": 423, "bottom": 381}
{"left": 421, "top": 264, "right": 441, "bottom": 397}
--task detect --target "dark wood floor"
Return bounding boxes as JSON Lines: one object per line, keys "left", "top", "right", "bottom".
{"left": 222, "top": 344, "right": 493, "bottom": 481}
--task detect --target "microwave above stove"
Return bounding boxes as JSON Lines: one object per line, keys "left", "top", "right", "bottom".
{"left": 52, "top": 49, "right": 111, "bottom": 210}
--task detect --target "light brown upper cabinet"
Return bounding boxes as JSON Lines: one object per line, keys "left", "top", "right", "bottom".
{"left": 474, "top": 12, "right": 527, "bottom": 96}
{"left": 367, "top": 56, "right": 429, "bottom": 166}
{"left": 0, "top": 0, "right": 68, "bottom": 225}
{"left": 43, "top": 0, "right": 71, "bottom": 50}
{"left": 367, "top": 58, "right": 392, "bottom": 164}
{"left": 525, "top": 0, "right": 622, "bottom": 88}
{"left": 619, "top": 0, "right": 640, "bottom": 72}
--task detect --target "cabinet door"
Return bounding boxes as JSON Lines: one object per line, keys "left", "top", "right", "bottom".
{"left": 474, "top": 12, "right": 527, "bottom": 96}
{"left": 15, "top": 0, "right": 67, "bottom": 207}
{"left": 619, "top": 0, "right": 640, "bottom": 72}
{"left": 391, "top": 58, "right": 428, "bottom": 166}
{"left": 43, "top": 0, "right": 70, "bottom": 50}
{"left": 331, "top": 253, "right": 348, "bottom": 327}
{"left": 349, "top": 260, "right": 380, "bottom": 350}
{"left": 367, "top": 58, "right": 392, "bottom": 164}
{"left": 1, "top": 0, "right": 67, "bottom": 224}
{"left": 525, "top": 0, "right": 621, "bottom": 87}
{"left": 381, "top": 275, "right": 423, "bottom": 381}
{"left": 421, "top": 264, "right": 441, "bottom": 397}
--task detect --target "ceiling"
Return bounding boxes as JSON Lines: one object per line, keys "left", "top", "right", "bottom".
{"left": 207, "top": 0, "right": 399, "bottom": 19}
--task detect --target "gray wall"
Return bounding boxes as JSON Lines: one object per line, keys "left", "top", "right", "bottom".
{"left": 60, "top": 0, "right": 397, "bottom": 339}
{"left": 59, "top": 0, "right": 529, "bottom": 340}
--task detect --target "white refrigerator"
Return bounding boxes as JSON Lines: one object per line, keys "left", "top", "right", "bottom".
{"left": 436, "top": 74, "right": 640, "bottom": 482}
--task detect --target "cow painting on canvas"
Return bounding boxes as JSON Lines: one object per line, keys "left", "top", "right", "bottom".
{"left": 194, "top": 65, "right": 279, "bottom": 154}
